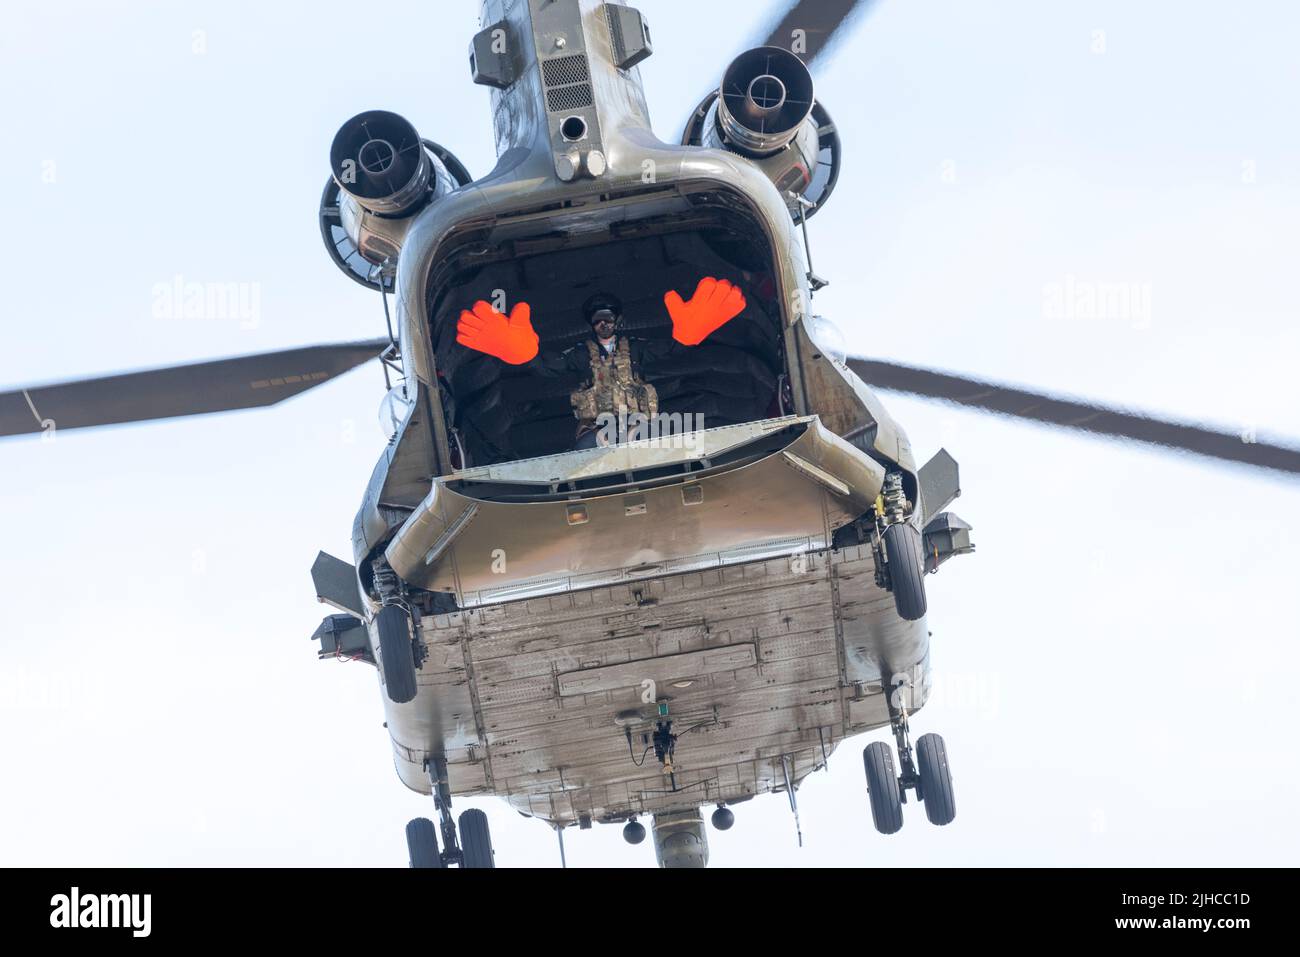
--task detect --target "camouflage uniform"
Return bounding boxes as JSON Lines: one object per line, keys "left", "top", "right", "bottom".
{"left": 529, "top": 335, "right": 676, "bottom": 442}
{"left": 569, "top": 339, "right": 659, "bottom": 439}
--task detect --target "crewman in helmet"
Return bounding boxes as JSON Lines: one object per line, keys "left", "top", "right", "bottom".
{"left": 455, "top": 278, "right": 746, "bottom": 449}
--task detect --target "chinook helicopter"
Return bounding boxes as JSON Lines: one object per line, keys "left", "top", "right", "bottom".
{"left": 3, "top": 0, "right": 1299, "bottom": 869}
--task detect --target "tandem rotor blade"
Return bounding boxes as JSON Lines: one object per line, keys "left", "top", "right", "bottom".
{"left": 0, "top": 338, "right": 392, "bottom": 438}
{"left": 758, "top": 0, "right": 878, "bottom": 67}
{"left": 846, "top": 357, "right": 1300, "bottom": 477}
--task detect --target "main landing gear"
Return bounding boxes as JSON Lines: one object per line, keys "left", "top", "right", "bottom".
{"left": 406, "top": 755, "right": 496, "bottom": 868}
{"left": 376, "top": 604, "right": 418, "bottom": 704}
{"left": 876, "top": 471, "right": 927, "bottom": 621}
{"left": 372, "top": 560, "right": 419, "bottom": 705}
{"left": 833, "top": 471, "right": 928, "bottom": 622}
{"left": 862, "top": 702, "right": 956, "bottom": 834}
{"left": 371, "top": 558, "right": 458, "bottom": 705}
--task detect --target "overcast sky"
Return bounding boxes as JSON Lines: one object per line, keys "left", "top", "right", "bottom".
{"left": 1, "top": 0, "right": 1297, "bottom": 867}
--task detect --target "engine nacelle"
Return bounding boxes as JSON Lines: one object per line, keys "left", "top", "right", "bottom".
{"left": 715, "top": 46, "right": 815, "bottom": 156}
{"left": 330, "top": 110, "right": 433, "bottom": 216}
{"left": 319, "top": 111, "right": 471, "bottom": 291}
{"left": 680, "top": 47, "right": 841, "bottom": 220}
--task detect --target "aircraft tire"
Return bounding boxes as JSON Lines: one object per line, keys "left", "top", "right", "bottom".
{"left": 406, "top": 817, "right": 442, "bottom": 868}
{"left": 883, "top": 523, "right": 927, "bottom": 621}
{"left": 863, "top": 741, "right": 903, "bottom": 835}
{"left": 916, "top": 733, "right": 956, "bottom": 826}
{"left": 458, "top": 809, "right": 495, "bottom": 868}
{"left": 377, "top": 604, "right": 418, "bottom": 704}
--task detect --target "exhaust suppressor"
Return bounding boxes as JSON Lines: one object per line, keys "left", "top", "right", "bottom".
{"left": 715, "top": 46, "right": 815, "bottom": 156}
{"left": 330, "top": 110, "right": 432, "bottom": 216}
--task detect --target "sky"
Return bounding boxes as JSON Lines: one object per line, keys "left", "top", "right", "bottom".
{"left": 1, "top": 0, "right": 1298, "bottom": 867}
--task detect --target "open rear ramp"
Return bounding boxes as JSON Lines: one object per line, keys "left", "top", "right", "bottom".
{"left": 386, "top": 415, "right": 888, "bottom": 606}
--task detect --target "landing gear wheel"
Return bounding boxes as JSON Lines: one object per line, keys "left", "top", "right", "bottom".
{"left": 883, "top": 523, "right": 927, "bottom": 621}
{"left": 458, "top": 808, "right": 495, "bottom": 868}
{"left": 862, "top": 741, "right": 903, "bottom": 835}
{"left": 916, "top": 733, "right": 956, "bottom": 825}
{"left": 406, "top": 817, "right": 442, "bottom": 868}
{"left": 376, "top": 604, "right": 418, "bottom": 704}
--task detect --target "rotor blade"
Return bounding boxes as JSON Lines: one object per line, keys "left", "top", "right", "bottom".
{"left": 758, "top": 0, "right": 876, "bottom": 67}
{"left": 0, "top": 338, "right": 391, "bottom": 438}
{"left": 846, "top": 357, "right": 1300, "bottom": 477}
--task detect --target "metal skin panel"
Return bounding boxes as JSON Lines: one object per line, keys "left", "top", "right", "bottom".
{"left": 335, "top": 148, "right": 460, "bottom": 268}
{"left": 792, "top": 319, "right": 917, "bottom": 474}
{"left": 699, "top": 97, "right": 822, "bottom": 215}
{"left": 381, "top": 543, "right": 928, "bottom": 825}
{"left": 556, "top": 643, "right": 758, "bottom": 696}
{"left": 919, "top": 447, "right": 961, "bottom": 522}
{"left": 310, "top": 551, "right": 365, "bottom": 618}
{"left": 342, "top": 0, "right": 935, "bottom": 823}
{"left": 383, "top": 416, "right": 887, "bottom": 606}
{"left": 349, "top": 0, "right": 916, "bottom": 540}
{"left": 442, "top": 415, "right": 811, "bottom": 485}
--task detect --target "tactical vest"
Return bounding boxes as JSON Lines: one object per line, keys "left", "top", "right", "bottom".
{"left": 570, "top": 338, "right": 658, "bottom": 433}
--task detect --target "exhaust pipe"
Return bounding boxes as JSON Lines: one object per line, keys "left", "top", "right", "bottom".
{"left": 330, "top": 110, "right": 432, "bottom": 216}
{"left": 716, "top": 46, "right": 815, "bottom": 155}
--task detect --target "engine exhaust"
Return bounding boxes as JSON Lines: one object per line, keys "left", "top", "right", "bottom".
{"left": 329, "top": 110, "right": 432, "bottom": 216}
{"left": 716, "top": 46, "right": 815, "bottom": 155}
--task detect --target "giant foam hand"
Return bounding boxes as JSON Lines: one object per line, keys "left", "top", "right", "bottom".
{"left": 665, "top": 277, "right": 746, "bottom": 346}
{"left": 456, "top": 300, "right": 539, "bottom": 365}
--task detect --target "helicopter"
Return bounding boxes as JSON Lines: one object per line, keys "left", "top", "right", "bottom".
{"left": 3, "top": 0, "right": 1298, "bottom": 869}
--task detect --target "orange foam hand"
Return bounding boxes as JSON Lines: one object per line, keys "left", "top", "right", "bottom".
{"left": 664, "top": 277, "right": 746, "bottom": 346}
{"left": 455, "top": 300, "right": 539, "bottom": 365}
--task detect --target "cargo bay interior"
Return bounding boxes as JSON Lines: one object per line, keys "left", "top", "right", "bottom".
{"left": 429, "top": 192, "right": 789, "bottom": 467}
